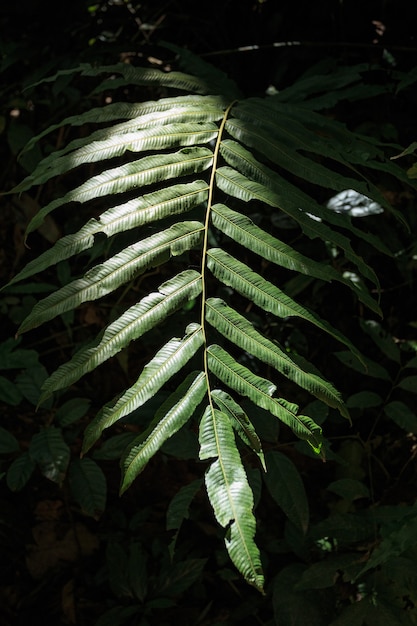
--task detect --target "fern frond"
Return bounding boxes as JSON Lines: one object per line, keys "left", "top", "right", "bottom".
{"left": 24, "top": 123, "right": 219, "bottom": 210}
{"left": 220, "top": 139, "right": 392, "bottom": 258}
{"left": 8, "top": 53, "right": 407, "bottom": 590}
{"left": 215, "top": 166, "right": 381, "bottom": 307}
{"left": 23, "top": 148, "right": 212, "bottom": 235}
{"left": 207, "top": 248, "right": 363, "bottom": 366}
{"left": 206, "top": 297, "right": 348, "bottom": 417}
{"left": 199, "top": 406, "right": 264, "bottom": 591}
{"left": 7, "top": 182, "right": 208, "bottom": 287}
{"left": 206, "top": 344, "right": 323, "bottom": 453}
{"left": 121, "top": 371, "right": 207, "bottom": 493}
{"left": 83, "top": 323, "right": 204, "bottom": 453}
{"left": 27, "top": 62, "right": 216, "bottom": 95}
{"left": 211, "top": 389, "right": 265, "bottom": 469}
{"left": 18, "top": 95, "right": 227, "bottom": 168}
{"left": 18, "top": 222, "right": 204, "bottom": 334}
{"left": 39, "top": 270, "right": 202, "bottom": 403}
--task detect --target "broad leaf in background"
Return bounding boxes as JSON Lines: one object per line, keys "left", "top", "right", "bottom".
{"left": 6, "top": 452, "right": 36, "bottom": 491}
{"left": 29, "top": 426, "right": 70, "bottom": 484}
{"left": 264, "top": 451, "right": 309, "bottom": 533}
{"left": 69, "top": 458, "right": 107, "bottom": 518}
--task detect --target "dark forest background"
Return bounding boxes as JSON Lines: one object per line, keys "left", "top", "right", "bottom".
{"left": 1, "top": 2, "right": 417, "bottom": 625}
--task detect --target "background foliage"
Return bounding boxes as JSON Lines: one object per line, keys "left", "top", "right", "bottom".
{"left": 1, "top": 1, "right": 417, "bottom": 624}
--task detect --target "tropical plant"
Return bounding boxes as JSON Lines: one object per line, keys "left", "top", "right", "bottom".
{"left": 3, "top": 45, "right": 411, "bottom": 592}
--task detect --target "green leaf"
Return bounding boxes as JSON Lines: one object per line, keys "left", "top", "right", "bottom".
{"left": 105, "top": 542, "right": 132, "bottom": 599}
{"left": 396, "top": 375, "right": 417, "bottom": 393}
{"left": 326, "top": 478, "right": 370, "bottom": 501}
{"left": 329, "top": 600, "right": 370, "bottom": 626}
{"left": 207, "top": 345, "right": 323, "bottom": 454}
{"left": 356, "top": 512, "right": 417, "bottom": 578}
{"left": 120, "top": 370, "right": 207, "bottom": 492}
{"left": 93, "top": 433, "right": 137, "bottom": 461}
{"left": 273, "top": 564, "right": 329, "bottom": 626}
{"left": 206, "top": 297, "right": 349, "bottom": 417}
{"left": 346, "top": 391, "right": 382, "bottom": 409}
{"left": 18, "top": 222, "right": 204, "bottom": 334}
{"left": 161, "top": 426, "right": 199, "bottom": 459}
{"left": 295, "top": 555, "right": 363, "bottom": 590}
{"left": 310, "top": 512, "right": 375, "bottom": 545}
{"left": 83, "top": 324, "right": 204, "bottom": 453}
{"left": 55, "top": 397, "right": 91, "bottom": 427}
{"left": 95, "top": 606, "right": 140, "bottom": 626}
{"left": 40, "top": 270, "right": 202, "bottom": 401}
{"left": 128, "top": 542, "right": 147, "bottom": 603}
{"left": 405, "top": 354, "right": 417, "bottom": 370}
{"left": 384, "top": 400, "right": 417, "bottom": 433}
{"left": 0, "top": 375, "right": 23, "bottom": 406}
{"left": 9, "top": 181, "right": 208, "bottom": 287}
{"left": 29, "top": 427, "right": 70, "bottom": 484}
{"left": 332, "top": 600, "right": 404, "bottom": 626}
{"left": 0, "top": 426, "right": 20, "bottom": 454}
{"left": 6, "top": 452, "right": 36, "bottom": 491}
{"left": 24, "top": 148, "right": 213, "bottom": 236}
{"left": 199, "top": 406, "right": 264, "bottom": 592}
{"left": 166, "top": 478, "right": 203, "bottom": 531}
{"left": 15, "top": 365, "right": 52, "bottom": 408}
{"left": 264, "top": 451, "right": 309, "bottom": 533}
{"left": 211, "top": 388, "right": 265, "bottom": 469}
{"left": 360, "top": 319, "right": 401, "bottom": 363}
{"left": 68, "top": 457, "right": 107, "bottom": 518}
{"left": 333, "top": 351, "right": 390, "bottom": 380}
{"left": 155, "top": 558, "right": 207, "bottom": 597}
{"left": 0, "top": 338, "right": 39, "bottom": 369}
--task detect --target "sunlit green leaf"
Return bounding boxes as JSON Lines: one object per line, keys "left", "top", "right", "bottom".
{"left": 5, "top": 56, "right": 409, "bottom": 593}
{"left": 207, "top": 345, "right": 323, "bottom": 453}
{"left": 199, "top": 406, "right": 264, "bottom": 592}
{"left": 83, "top": 324, "right": 204, "bottom": 453}
{"left": 18, "top": 222, "right": 204, "bottom": 334}
{"left": 211, "top": 388, "right": 265, "bottom": 469}
{"left": 120, "top": 370, "right": 207, "bottom": 492}
{"left": 40, "top": 270, "right": 202, "bottom": 402}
